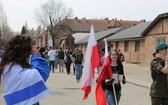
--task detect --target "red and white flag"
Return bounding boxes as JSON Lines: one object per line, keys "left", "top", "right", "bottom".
{"left": 95, "top": 38, "right": 113, "bottom": 105}
{"left": 80, "top": 24, "right": 102, "bottom": 100}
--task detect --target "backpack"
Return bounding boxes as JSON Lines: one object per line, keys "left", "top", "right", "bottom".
{"left": 58, "top": 51, "right": 64, "bottom": 59}
{"left": 75, "top": 52, "right": 83, "bottom": 63}
{"left": 66, "top": 54, "right": 72, "bottom": 63}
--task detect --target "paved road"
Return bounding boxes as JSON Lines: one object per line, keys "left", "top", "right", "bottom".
{"left": 0, "top": 62, "right": 152, "bottom": 105}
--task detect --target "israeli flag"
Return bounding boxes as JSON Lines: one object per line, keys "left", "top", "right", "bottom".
{"left": 2, "top": 64, "right": 50, "bottom": 105}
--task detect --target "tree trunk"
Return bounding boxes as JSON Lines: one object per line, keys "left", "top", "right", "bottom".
{"left": 51, "top": 34, "right": 55, "bottom": 49}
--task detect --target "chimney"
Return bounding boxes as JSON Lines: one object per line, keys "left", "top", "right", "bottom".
{"left": 105, "top": 17, "right": 108, "bottom": 20}
{"left": 83, "top": 17, "right": 87, "bottom": 22}
{"left": 74, "top": 17, "right": 78, "bottom": 20}
{"left": 140, "top": 19, "right": 146, "bottom": 22}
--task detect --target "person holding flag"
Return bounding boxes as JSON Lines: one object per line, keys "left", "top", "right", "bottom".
{"left": 96, "top": 38, "right": 126, "bottom": 105}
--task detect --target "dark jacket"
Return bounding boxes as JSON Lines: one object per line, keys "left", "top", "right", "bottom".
{"left": 72, "top": 52, "right": 83, "bottom": 64}
{"left": 150, "top": 57, "right": 168, "bottom": 97}
{"left": 101, "top": 63, "right": 126, "bottom": 92}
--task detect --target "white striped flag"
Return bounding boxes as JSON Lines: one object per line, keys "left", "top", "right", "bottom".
{"left": 2, "top": 64, "right": 50, "bottom": 105}
{"left": 80, "top": 24, "right": 102, "bottom": 100}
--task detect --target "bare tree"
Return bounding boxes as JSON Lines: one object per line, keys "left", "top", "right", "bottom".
{"left": 34, "top": 0, "right": 74, "bottom": 48}
{"left": 0, "top": 1, "right": 12, "bottom": 48}
{"left": 36, "top": 25, "right": 42, "bottom": 35}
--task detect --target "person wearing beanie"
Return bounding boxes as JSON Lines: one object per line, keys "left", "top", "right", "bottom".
{"left": 150, "top": 43, "right": 168, "bottom": 105}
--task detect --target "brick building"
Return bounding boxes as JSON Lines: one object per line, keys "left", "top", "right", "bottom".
{"left": 142, "top": 12, "right": 168, "bottom": 65}
{"left": 36, "top": 17, "right": 142, "bottom": 50}
{"left": 113, "top": 12, "right": 168, "bottom": 65}
{"left": 91, "top": 12, "right": 168, "bottom": 65}
{"left": 106, "top": 22, "right": 151, "bottom": 64}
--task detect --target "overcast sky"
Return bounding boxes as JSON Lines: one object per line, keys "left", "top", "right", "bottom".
{"left": 1, "top": 0, "right": 168, "bottom": 32}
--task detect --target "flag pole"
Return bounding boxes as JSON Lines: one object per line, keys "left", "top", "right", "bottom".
{"left": 112, "top": 83, "right": 118, "bottom": 105}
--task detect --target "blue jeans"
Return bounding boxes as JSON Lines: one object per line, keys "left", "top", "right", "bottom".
{"left": 105, "top": 89, "right": 121, "bottom": 105}
{"left": 75, "top": 64, "right": 82, "bottom": 80}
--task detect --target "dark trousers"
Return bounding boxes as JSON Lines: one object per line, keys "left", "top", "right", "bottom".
{"left": 73, "top": 66, "right": 75, "bottom": 75}
{"left": 50, "top": 61, "right": 55, "bottom": 71}
{"left": 65, "top": 62, "right": 71, "bottom": 74}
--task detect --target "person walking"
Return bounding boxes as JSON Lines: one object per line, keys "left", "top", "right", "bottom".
{"left": 101, "top": 49, "right": 126, "bottom": 105}
{"left": 54, "top": 48, "right": 59, "bottom": 69}
{"left": 65, "top": 50, "right": 72, "bottom": 74}
{"left": 72, "top": 48, "right": 83, "bottom": 82}
{"left": 48, "top": 47, "right": 56, "bottom": 73}
{"left": 118, "top": 49, "right": 125, "bottom": 62}
{"left": 150, "top": 43, "right": 168, "bottom": 105}
{"left": 0, "top": 34, "right": 50, "bottom": 105}
{"left": 58, "top": 47, "right": 65, "bottom": 72}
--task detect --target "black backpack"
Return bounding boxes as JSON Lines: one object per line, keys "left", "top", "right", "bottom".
{"left": 75, "top": 53, "right": 83, "bottom": 63}
{"left": 66, "top": 54, "right": 72, "bottom": 63}
{"left": 58, "top": 51, "right": 64, "bottom": 59}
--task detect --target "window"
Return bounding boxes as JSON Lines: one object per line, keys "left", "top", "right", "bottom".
{"left": 116, "top": 42, "right": 119, "bottom": 50}
{"left": 124, "top": 41, "right": 129, "bottom": 52}
{"left": 135, "top": 40, "right": 140, "bottom": 52}
{"left": 156, "top": 37, "right": 165, "bottom": 46}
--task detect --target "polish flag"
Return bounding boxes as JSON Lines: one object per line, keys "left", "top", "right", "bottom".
{"left": 95, "top": 38, "right": 113, "bottom": 105}
{"left": 80, "top": 24, "right": 102, "bottom": 100}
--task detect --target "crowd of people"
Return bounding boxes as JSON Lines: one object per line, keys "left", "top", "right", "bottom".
{"left": 46, "top": 46, "right": 127, "bottom": 105}
{"left": 0, "top": 34, "right": 127, "bottom": 105}
{"left": 29, "top": 41, "right": 168, "bottom": 105}
{"left": 43, "top": 46, "right": 84, "bottom": 83}
{"left": 1, "top": 33, "right": 168, "bottom": 105}
{"left": 0, "top": 34, "right": 128, "bottom": 105}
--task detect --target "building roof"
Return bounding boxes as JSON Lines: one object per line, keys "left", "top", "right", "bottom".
{"left": 59, "top": 17, "right": 110, "bottom": 32}
{"left": 72, "top": 33, "right": 90, "bottom": 43}
{"left": 108, "top": 18, "right": 144, "bottom": 28}
{"left": 76, "top": 27, "right": 125, "bottom": 44}
{"left": 141, "top": 12, "right": 168, "bottom": 36}
{"left": 59, "top": 17, "right": 144, "bottom": 33}
{"left": 106, "top": 22, "right": 152, "bottom": 41}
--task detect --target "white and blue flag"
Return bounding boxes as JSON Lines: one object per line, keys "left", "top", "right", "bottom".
{"left": 2, "top": 64, "right": 50, "bottom": 105}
